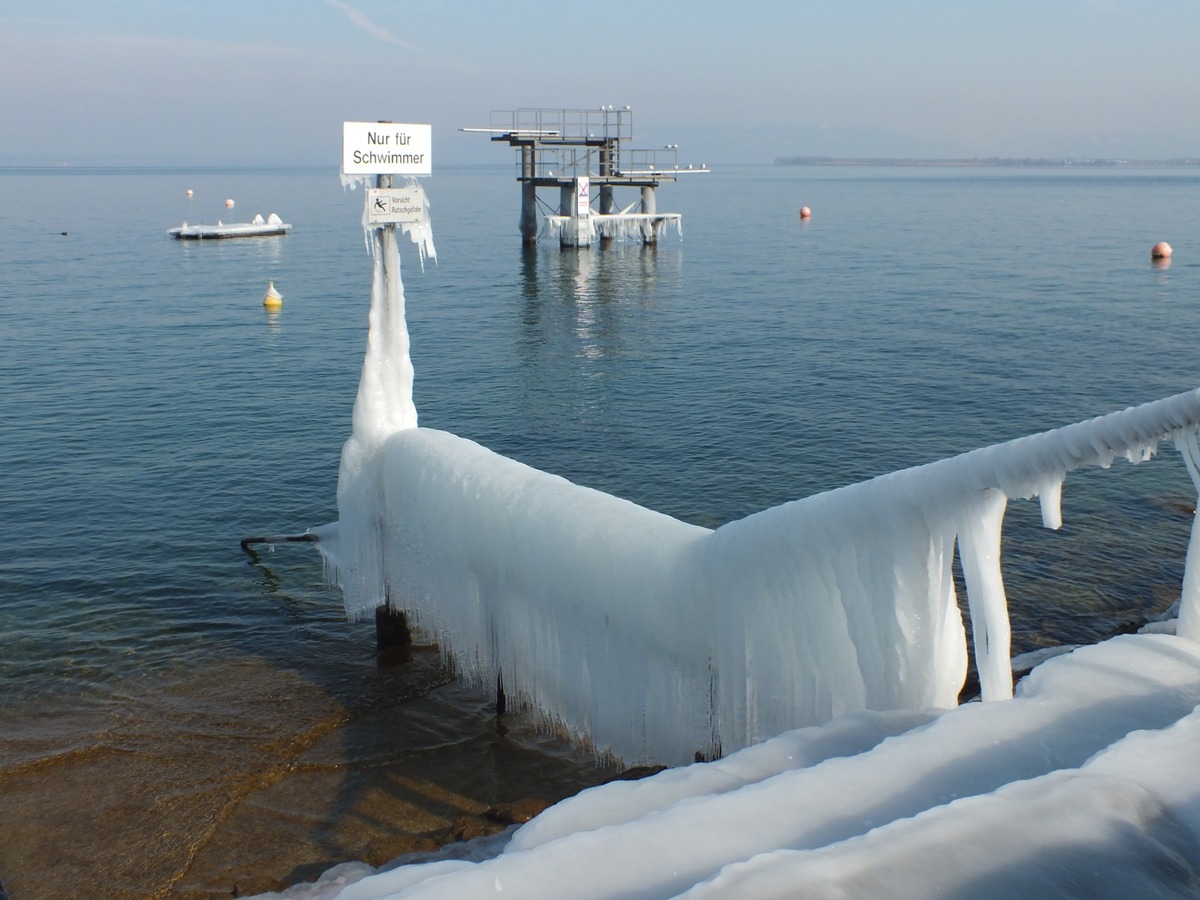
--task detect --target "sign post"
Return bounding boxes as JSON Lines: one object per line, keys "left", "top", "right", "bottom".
{"left": 340, "top": 122, "right": 434, "bottom": 649}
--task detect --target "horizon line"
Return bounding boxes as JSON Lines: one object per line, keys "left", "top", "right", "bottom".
{"left": 775, "top": 155, "right": 1200, "bottom": 167}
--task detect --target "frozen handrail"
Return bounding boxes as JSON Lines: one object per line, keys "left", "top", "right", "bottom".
{"left": 323, "top": 384, "right": 1200, "bottom": 764}
{"left": 320, "top": 196, "right": 1200, "bottom": 763}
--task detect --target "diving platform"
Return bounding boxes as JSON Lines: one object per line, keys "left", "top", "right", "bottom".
{"left": 463, "top": 107, "right": 707, "bottom": 247}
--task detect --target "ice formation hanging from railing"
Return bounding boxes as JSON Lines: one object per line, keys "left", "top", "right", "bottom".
{"left": 341, "top": 175, "right": 436, "bottom": 268}
{"left": 317, "top": 218, "right": 1200, "bottom": 766}
{"left": 543, "top": 213, "right": 682, "bottom": 246}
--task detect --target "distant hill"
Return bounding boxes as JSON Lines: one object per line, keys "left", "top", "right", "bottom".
{"left": 774, "top": 156, "right": 1200, "bottom": 167}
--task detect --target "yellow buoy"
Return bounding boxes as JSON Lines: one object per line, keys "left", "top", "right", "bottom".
{"left": 263, "top": 280, "right": 283, "bottom": 308}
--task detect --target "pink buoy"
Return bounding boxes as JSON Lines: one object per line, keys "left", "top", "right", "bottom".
{"left": 1151, "top": 241, "right": 1172, "bottom": 260}
{"left": 799, "top": 206, "right": 812, "bottom": 219}
{"left": 225, "top": 198, "right": 235, "bottom": 209}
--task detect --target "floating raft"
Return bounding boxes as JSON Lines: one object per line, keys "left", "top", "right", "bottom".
{"left": 168, "top": 213, "right": 291, "bottom": 240}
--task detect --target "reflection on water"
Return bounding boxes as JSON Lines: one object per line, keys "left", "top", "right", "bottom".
{"left": 174, "top": 232, "right": 289, "bottom": 267}
{"left": 517, "top": 241, "right": 681, "bottom": 365}
{"left": 265, "top": 304, "right": 283, "bottom": 337}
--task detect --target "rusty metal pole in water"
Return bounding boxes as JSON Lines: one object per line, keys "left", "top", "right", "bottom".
{"left": 239, "top": 533, "right": 318, "bottom": 552}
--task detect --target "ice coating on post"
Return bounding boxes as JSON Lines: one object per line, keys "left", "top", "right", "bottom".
{"left": 350, "top": 225, "right": 416, "bottom": 445}
{"left": 319, "top": 221, "right": 417, "bottom": 609}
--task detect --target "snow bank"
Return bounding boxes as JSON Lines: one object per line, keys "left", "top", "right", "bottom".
{"left": 265, "top": 632, "right": 1200, "bottom": 899}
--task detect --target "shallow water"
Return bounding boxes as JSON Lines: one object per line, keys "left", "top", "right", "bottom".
{"left": 2, "top": 163, "right": 1200, "bottom": 896}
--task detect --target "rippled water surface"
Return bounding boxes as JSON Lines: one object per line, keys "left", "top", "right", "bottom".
{"left": 3, "top": 163, "right": 1200, "bottom": 897}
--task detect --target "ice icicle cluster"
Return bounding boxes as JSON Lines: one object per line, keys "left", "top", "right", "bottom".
{"left": 543, "top": 213, "right": 682, "bottom": 246}
{"left": 341, "top": 174, "right": 436, "bottom": 268}
{"left": 368, "top": 179, "right": 435, "bottom": 271}
{"left": 318, "top": 203, "right": 1200, "bottom": 763}
{"left": 326, "top": 390, "right": 1200, "bottom": 764}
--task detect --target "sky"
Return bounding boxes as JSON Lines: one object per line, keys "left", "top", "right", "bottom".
{"left": 3, "top": 0, "right": 1200, "bottom": 167}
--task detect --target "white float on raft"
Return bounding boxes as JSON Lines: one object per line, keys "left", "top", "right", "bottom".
{"left": 168, "top": 213, "right": 291, "bottom": 240}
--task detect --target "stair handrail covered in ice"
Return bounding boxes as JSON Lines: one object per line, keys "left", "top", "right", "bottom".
{"left": 317, "top": 209, "right": 1200, "bottom": 764}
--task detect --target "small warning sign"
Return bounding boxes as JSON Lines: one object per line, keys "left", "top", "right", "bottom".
{"left": 367, "top": 187, "right": 427, "bottom": 225}
{"left": 577, "top": 176, "right": 590, "bottom": 215}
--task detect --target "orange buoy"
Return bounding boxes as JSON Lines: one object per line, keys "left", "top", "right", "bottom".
{"left": 1151, "top": 241, "right": 1172, "bottom": 260}
{"left": 799, "top": 206, "right": 812, "bottom": 219}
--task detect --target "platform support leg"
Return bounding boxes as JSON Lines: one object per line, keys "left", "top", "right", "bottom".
{"left": 641, "top": 186, "right": 657, "bottom": 245}
{"left": 520, "top": 182, "right": 538, "bottom": 245}
{"left": 519, "top": 147, "right": 538, "bottom": 244}
{"left": 598, "top": 185, "right": 615, "bottom": 246}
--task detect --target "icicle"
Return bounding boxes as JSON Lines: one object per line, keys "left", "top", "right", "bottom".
{"left": 1177, "top": 515, "right": 1200, "bottom": 643}
{"left": 1037, "top": 477, "right": 1064, "bottom": 530}
{"left": 544, "top": 214, "right": 683, "bottom": 246}
{"left": 339, "top": 172, "right": 371, "bottom": 191}
{"left": 1175, "top": 426, "right": 1200, "bottom": 642}
{"left": 359, "top": 179, "right": 436, "bottom": 270}
{"left": 1179, "top": 427, "right": 1200, "bottom": 494}
{"left": 397, "top": 179, "right": 436, "bottom": 270}
{"left": 957, "top": 489, "right": 1013, "bottom": 702}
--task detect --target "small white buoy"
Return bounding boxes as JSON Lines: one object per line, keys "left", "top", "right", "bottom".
{"left": 263, "top": 280, "right": 282, "bottom": 309}
{"left": 799, "top": 206, "right": 812, "bottom": 219}
{"left": 1151, "top": 241, "right": 1172, "bottom": 260}
{"left": 225, "top": 198, "right": 235, "bottom": 209}
{"left": 186, "top": 188, "right": 193, "bottom": 197}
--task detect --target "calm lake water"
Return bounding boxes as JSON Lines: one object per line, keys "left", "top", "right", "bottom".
{"left": 2, "top": 162, "right": 1200, "bottom": 897}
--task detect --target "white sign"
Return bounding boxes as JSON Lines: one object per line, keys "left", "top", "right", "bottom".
{"left": 576, "top": 176, "right": 590, "bottom": 215}
{"left": 367, "top": 187, "right": 428, "bottom": 225}
{"left": 343, "top": 122, "right": 431, "bottom": 175}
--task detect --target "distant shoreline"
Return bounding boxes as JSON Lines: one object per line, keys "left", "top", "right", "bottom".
{"left": 775, "top": 156, "right": 1200, "bottom": 167}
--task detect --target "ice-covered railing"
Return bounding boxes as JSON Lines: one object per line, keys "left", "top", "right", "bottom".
{"left": 317, "top": 222, "right": 1200, "bottom": 766}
